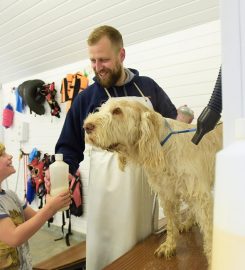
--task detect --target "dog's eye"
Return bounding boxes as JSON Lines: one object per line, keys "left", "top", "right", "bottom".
{"left": 112, "top": 107, "right": 122, "bottom": 115}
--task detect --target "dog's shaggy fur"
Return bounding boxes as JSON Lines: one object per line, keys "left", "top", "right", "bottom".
{"left": 84, "top": 99, "right": 222, "bottom": 265}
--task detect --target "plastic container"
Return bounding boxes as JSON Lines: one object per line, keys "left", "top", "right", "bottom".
{"left": 212, "top": 118, "right": 245, "bottom": 269}
{"left": 49, "top": 153, "right": 69, "bottom": 211}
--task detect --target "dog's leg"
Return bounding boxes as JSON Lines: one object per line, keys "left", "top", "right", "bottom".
{"left": 178, "top": 212, "right": 195, "bottom": 233}
{"left": 155, "top": 196, "right": 179, "bottom": 258}
{"left": 178, "top": 202, "right": 195, "bottom": 233}
{"left": 193, "top": 195, "right": 213, "bottom": 266}
{"left": 168, "top": 200, "right": 193, "bottom": 233}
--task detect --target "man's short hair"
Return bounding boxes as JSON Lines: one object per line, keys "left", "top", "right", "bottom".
{"left": 87, "top": 25, "right": 123, "bottom": 52}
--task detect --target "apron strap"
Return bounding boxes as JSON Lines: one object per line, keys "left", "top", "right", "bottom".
{"left": 133, "top": 82, "right": 148, "bottom": 102}
{"left": 104, "top": 88, "right": 112, "bottom": 98}
{"left": 104, "top": 82, "right": 147, "bottom": 102}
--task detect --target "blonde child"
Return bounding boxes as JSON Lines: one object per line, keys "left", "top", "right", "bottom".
{"left": 0, "top": 143, "right": 71, "bottom": 269}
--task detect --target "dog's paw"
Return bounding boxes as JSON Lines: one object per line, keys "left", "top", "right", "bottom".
{"left": 154, "top": 243, "right": 176, "bottom": 259}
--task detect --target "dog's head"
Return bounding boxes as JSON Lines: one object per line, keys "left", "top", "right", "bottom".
{"left": 83, "top": 99, "right": 163, "bottom": 169}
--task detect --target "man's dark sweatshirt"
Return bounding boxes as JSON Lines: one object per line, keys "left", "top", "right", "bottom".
{"left": 55, "top": 68, "right": 177, "bottom": 175}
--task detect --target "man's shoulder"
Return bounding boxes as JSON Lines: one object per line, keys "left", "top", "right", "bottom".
{"left": 72, "top": 82, "right": 106, "bottom": 113}
{"left": 134, "top": 75, "right": 157, "bottom": 89}
{"left": 76, "top": 83, "right": 98, "bottom": 100}
{"left": 82, "top": 82, "right": 97, "bottom": 93}
{"left": 135, "top": 74, "right": 155, "bottom": 83}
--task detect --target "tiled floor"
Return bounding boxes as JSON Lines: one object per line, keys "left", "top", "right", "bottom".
{"left": 29, "top": 224, "right": 85, "bottom": 266}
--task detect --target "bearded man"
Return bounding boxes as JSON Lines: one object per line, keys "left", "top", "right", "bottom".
{"left": 55, "top": 25, "right": 177, "bottom": 270}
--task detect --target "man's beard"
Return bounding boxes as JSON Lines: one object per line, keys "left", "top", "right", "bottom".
{"left": 95, "top": 64, "right": 123, "bottom": 88}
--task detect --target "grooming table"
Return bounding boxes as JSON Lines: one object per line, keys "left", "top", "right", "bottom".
{"left": 33, "top": 241, "right": 86, "bottom": 270}
{"left": 103, "top": 226, "right": 208, "bottom": 270}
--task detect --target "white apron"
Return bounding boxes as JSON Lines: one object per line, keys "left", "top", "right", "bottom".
{"left": 85, "top": 84, "right": 156, "bottom": 270}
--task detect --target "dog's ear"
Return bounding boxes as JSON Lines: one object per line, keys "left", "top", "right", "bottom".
{"left": 138, "top": 111, "right": 163, "bottom": 166}
{"left": 139, "top": 111, "right": 162, "bottom": 142}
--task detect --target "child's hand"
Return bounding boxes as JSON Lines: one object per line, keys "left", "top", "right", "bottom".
{"left": 46, "top": 190, "right": 71, "bottom": 214}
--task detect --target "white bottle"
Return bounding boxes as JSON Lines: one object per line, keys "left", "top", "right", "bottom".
{"left": 49, "top": 153, "right": 69, "bottom": 211}
{"left": 212, "top": 118, "right": 245, "bottom": 270}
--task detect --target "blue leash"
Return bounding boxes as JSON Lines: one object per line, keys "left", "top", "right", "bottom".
{"left": 160, "top": 119, "right": 197, "bottom": 146}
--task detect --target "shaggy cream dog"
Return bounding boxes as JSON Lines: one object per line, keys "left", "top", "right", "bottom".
{"left": 83, "top": 99, "right": 222, "bottom": 266}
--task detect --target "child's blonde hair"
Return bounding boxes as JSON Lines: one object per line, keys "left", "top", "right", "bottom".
{"left": 0, "top": 143, "right": 5, "bottom": 156}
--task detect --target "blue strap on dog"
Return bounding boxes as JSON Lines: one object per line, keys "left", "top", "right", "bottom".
{"left": 160, "top": 119, "right": 197, "bottom": 146}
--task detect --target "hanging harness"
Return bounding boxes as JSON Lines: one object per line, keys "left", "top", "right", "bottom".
{"left": 27, "top": 157, "right": 46, "bottom": 208}
{"left": 40, "top": 82, "right": 61, "bottom": 118}
{"left": 54, "top": 171, "right": 84, "bottom": 246}
{"left": 26, "top": 150, "right": 52, "bottom": 209}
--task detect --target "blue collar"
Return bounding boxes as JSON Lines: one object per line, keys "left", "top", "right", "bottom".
{"left": 160, "top": 119, "right": 196, "bottom": 146}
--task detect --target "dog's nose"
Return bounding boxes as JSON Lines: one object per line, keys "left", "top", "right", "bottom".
{"left": 84, "top": 123, "right": 95, "bottom": 134}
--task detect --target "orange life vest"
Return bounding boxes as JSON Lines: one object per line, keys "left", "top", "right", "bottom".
{"left": 61, "top": 72, "right": 89, "bottom": 112}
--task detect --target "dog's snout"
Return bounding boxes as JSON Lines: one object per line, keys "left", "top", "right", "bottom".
{"left": 84, "top": 123, "right": 95, "bottom": 134}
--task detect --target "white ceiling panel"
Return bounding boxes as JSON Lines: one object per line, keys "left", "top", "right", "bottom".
{"left": 0, "top": 0, "right": 219, "bottom": 84}
{"left": 0, "top": 0, "right": 70, "bottom": 36}
{"left": 0, "top": 0, "right": 42, "bottom": 24}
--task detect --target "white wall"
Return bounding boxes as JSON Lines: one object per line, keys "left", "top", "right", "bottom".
{"left": 125, "top": 20, "right": 221, "bottom": 118}
{"left": 221, "top": 0, "right": 245, "bottom": 146}
{"left": 0, "top": 86, "right": 3, "bottom": 142}
{"left": 1, "top": 20, "right": 221, "bottom": 235}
